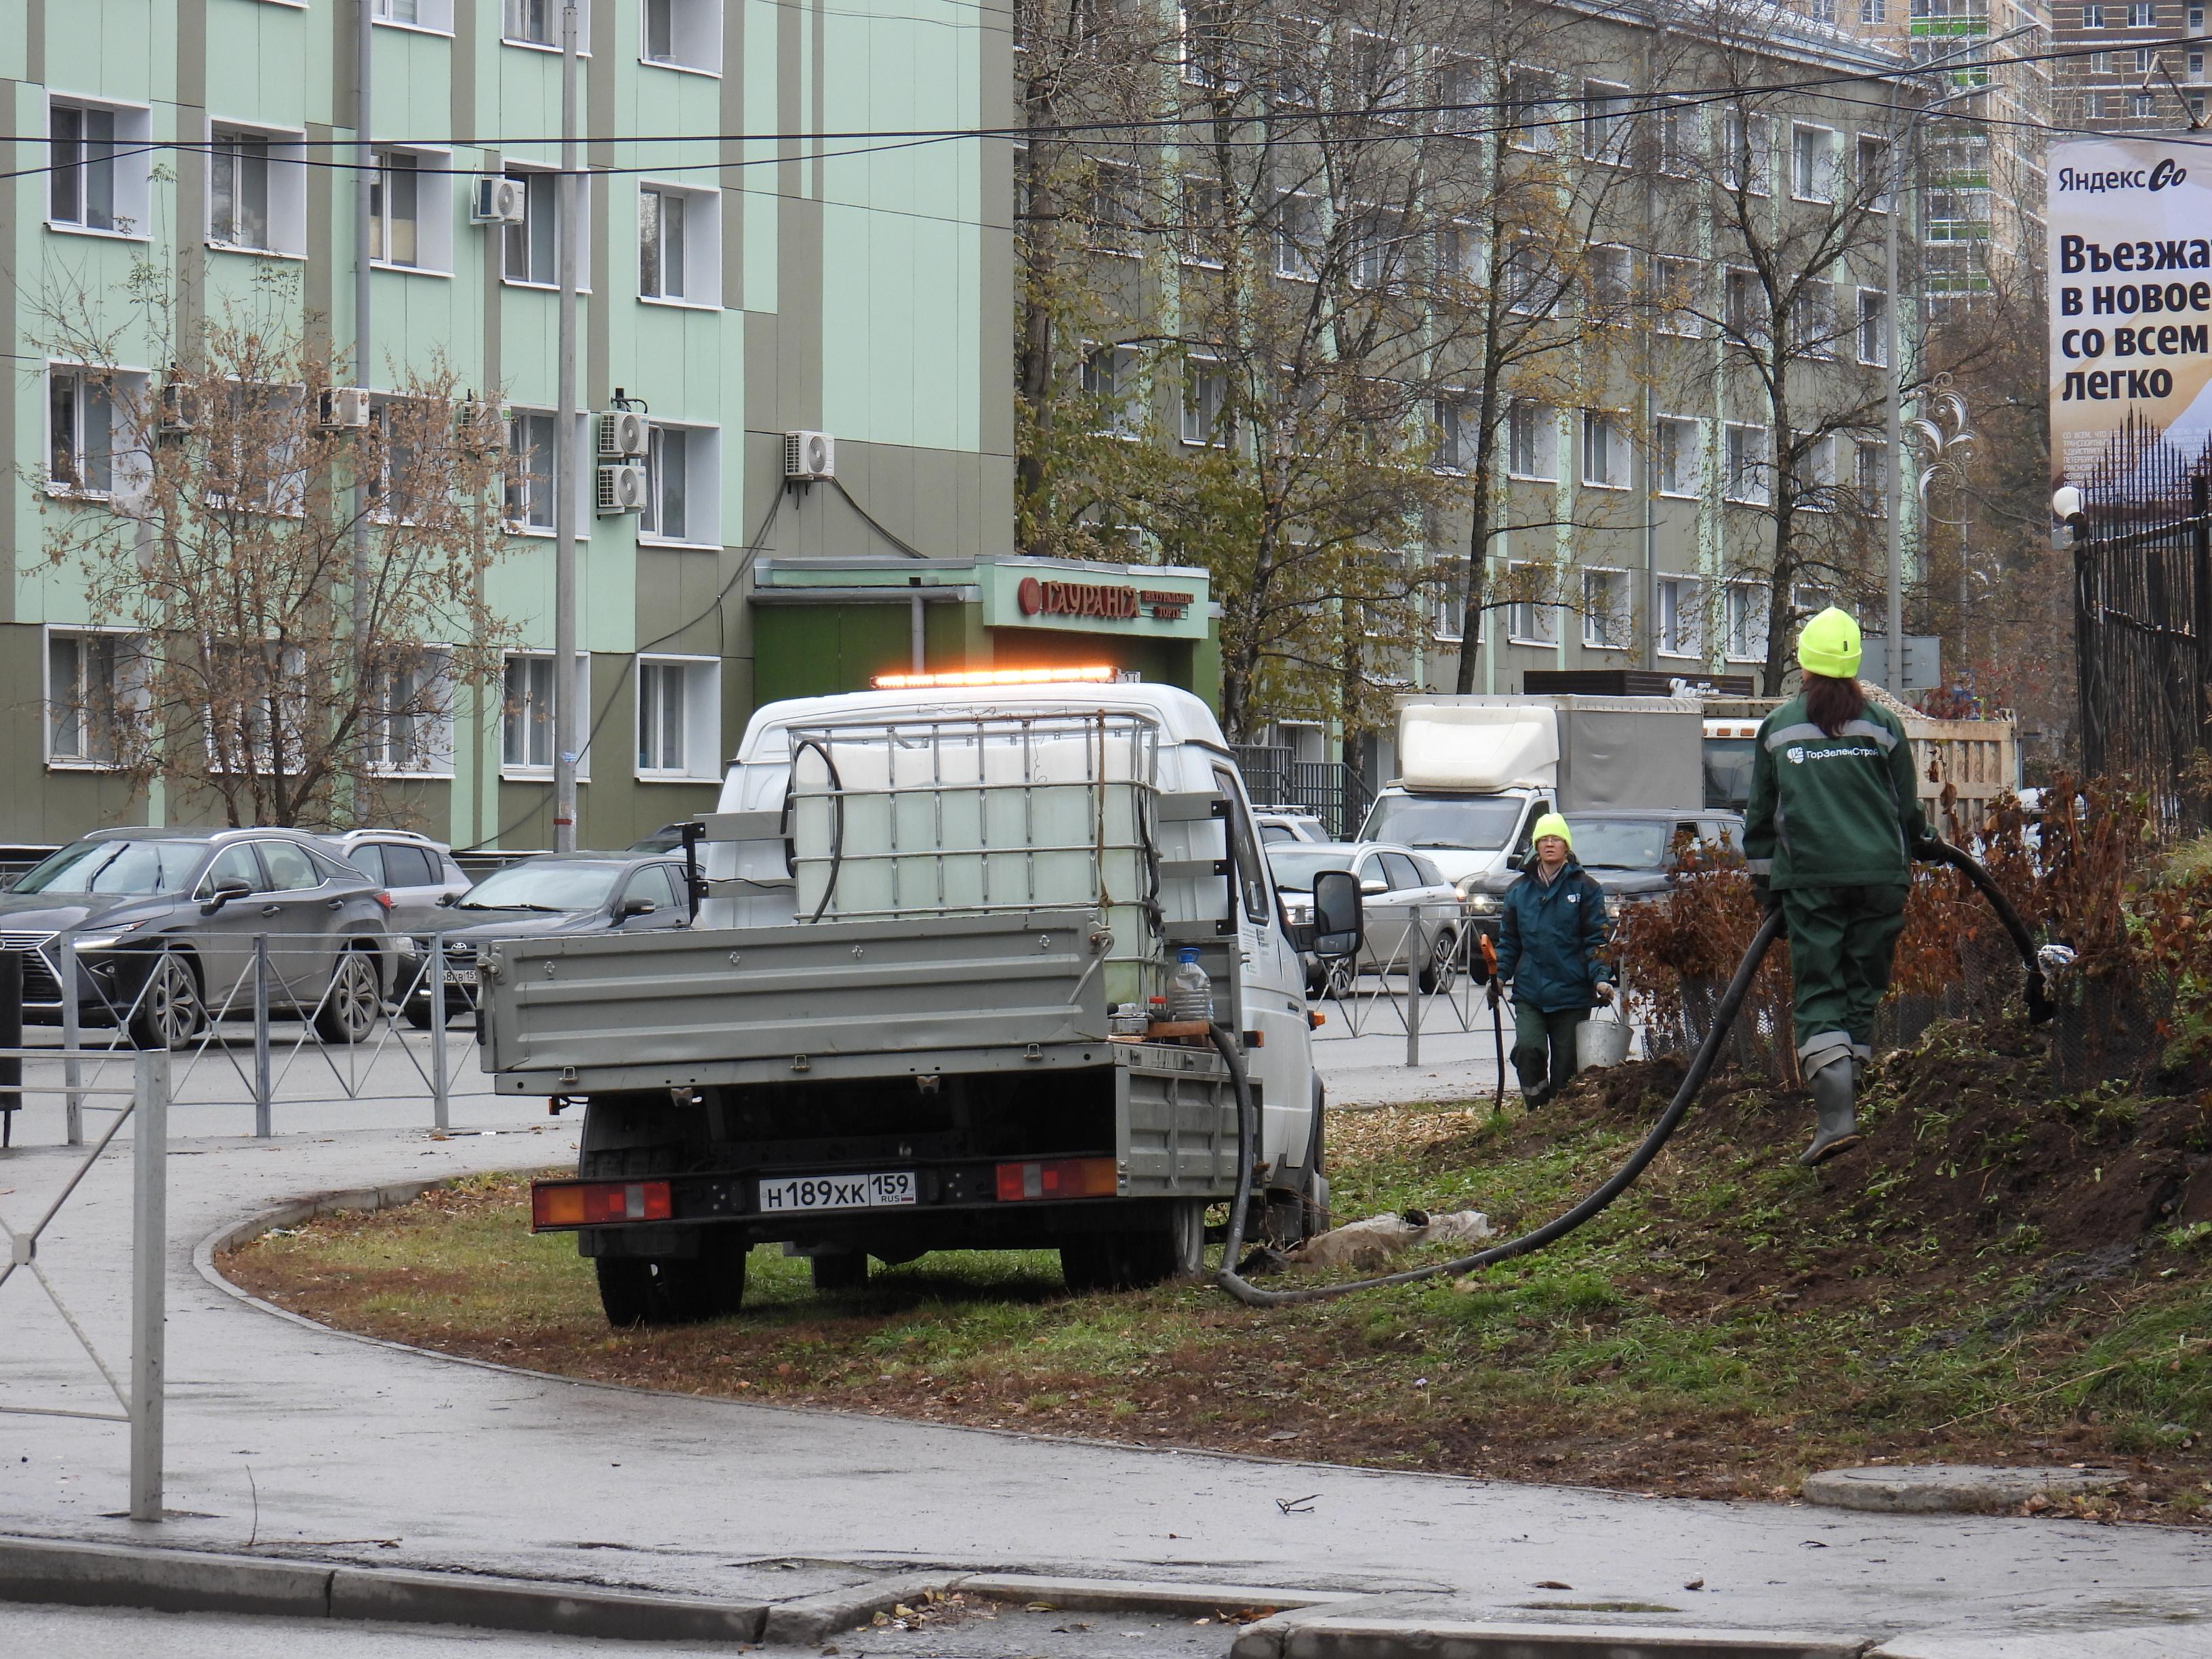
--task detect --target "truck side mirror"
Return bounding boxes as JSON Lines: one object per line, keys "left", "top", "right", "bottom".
{"left": 1311, "top": 869, "right": 1363, "bottom": 958}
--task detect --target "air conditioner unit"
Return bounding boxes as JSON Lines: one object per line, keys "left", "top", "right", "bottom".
{"left": 470, "top": 176, "right": 528, "bottom": 226}
{"left": 784, "top": 429, "right": 835, "bottom": 483}
{"left": 596, "top": 461, "right": 649, "bottom": 515}
{"left": 597, "top": 409, "right": 650, "bottom": 459}
{"left": 157, "top": 382, "right": 200, "bottom": 436}
{"left": 453, "top": 400, "right": 506, "bottom": 451}
{"left": 318, "top": 387, "right": 372, "bottom": 430}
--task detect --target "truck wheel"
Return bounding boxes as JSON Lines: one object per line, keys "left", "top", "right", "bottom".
{"left": 594, "top": 1237, "right": 747, "bottom": 1326}
{"left": 1061, "top": 1202, "right": 1204, "bottom": 1293}
{"left": 810, "top": 1250, "right": 869, "bottom": 1293}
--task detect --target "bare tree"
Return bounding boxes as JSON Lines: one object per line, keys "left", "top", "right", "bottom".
{"left": 35, "top": 275, "right": 511, "bottom": 828}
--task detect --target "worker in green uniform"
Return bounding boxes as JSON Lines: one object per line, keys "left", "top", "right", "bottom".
{"left": 1488, "top": 813, "right": 1614, "bottom": 1107}
{"left": 1744, "top": 607, "right": 1938, "bottom": 1166}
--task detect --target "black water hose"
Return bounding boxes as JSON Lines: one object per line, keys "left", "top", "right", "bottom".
{"left": 1211, "top": 838, "right": 2053, "bottom": 1309}
{"left": 781, "top": 738, "right": 846, "bottom": 924}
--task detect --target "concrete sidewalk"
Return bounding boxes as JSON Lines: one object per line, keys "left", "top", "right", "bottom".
{"left": 4, "top": 1117, "right": 2211, "bottom": 1655}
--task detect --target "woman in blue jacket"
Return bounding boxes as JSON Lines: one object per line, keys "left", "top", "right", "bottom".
{"left": 1488, "top": 813, "right": 1614, "bottom": 1107}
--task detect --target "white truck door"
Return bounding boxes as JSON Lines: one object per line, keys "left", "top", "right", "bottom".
{"left": 1212, "top": 765, "right": 1315, "bottom": 1170}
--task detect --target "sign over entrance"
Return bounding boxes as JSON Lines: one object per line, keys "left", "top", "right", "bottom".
{"left": 2049, "top": 137, "right": 2212, "bottom": 480}
{"left": 981, "top": 562, "right": 1210, "bottom": 638}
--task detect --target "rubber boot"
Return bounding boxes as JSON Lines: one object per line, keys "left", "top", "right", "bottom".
{"left": 1798, "top": 1054, "right": 1861, "bottom": 1166}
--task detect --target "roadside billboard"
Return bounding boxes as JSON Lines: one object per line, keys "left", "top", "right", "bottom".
{"left": 2048, "top": 136, "right": 2212, "bottom": 485}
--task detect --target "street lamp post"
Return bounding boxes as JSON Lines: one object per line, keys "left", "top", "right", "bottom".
{"left": 552, "top": 3, "right": 581, "bottom": 853}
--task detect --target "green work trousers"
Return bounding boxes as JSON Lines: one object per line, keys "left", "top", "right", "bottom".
{"left": 1513, "top": 1004, "right": 1588, "bottom": 1104}
{"left": 1780, "top": 883, "right": 1909, "bottom": 1055}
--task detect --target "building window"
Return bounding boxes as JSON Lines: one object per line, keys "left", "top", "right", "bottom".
{"left": 1723, "top": 583, "right": 1769, "bottom": 661}
{"left": 1656, "top": 577, "right": 1702, "bottom": 658}
{"left": 1658, "top": 103, "right": 1694, "bottom": 176}
{"left": 1656, "top": 256, "right": 1702, "bottom": 337}
{"left": 506, "top": 0, "right": 589, "bottom": 47}
{"left": 2091, "top": 50, "right": 2112, "bottom": 73}
{"left": 1273, "top": 192, "right": 1319, "bottom": 280}
{"left": 501, "top": 653, "right": 590, "bottom": 776}
{"left": 1860, "top": 0, "right": 1886, "bottom": 21}
{"left": 1724, "top": 423, "right": 1770, "bottom": 504}
{"left": 1179, "top": 175, "right": 1224, "bottom": 267}
{"left": 1507, "top": 562, "right": 1558, "bottom": 644}
{"left": 1856, "top": 289, "right": 1889, "bottom": 365}
{"left": 1507, "top": 399, "right": 1552, "bottom": 479}
{"left": 506, "top": 409, "right": 556, "bottom": 531}
{"left": 1655, "top": 416, "right": 1699, "bottom": 497}
{"left": 1588, "top": 245, "right": 1633, "bottom": 315}
{"left": 2190, "top": 49, "right": 2205, "bottom": 80}
{"left": 2083, "top": 3, "right": 2106, "bottom": 23}
{"left": 48, "top": 367, "right": 120, "bottom": 496}
{"left": 501, "top": 167, "right": 575, "bottom": 287}
{"left": 49, "top": 100, "right": 151, "bottom": 235}
{"left": 1725, "top": 269, "right": 1769, "bottom": 344}
{"left": 1795, "top": 433, "right": 1837, "bottom": 510}
{"left": 374, "top": 0, "right": 455, "bottom": 28}
{"left": 1722, "top": 112, "right": 1771, "bottom": 194}
{"left": 1856, "top": 438, "right": 1888, "bottom": 514}
{"left": 1183, "top": 359, "right": 1228, "bottom": 445}
{"left": 1088, "top": 160, "right": 1145, "bottom": 258}
{"left": 369, "top": 149, "right": 453, "bottom": 270}
{"left": 1434, "top": 396, "right": 1471, "bottom": 471}
{"left": 47, "top": 632, "right": 142, "bottom": 768}
{"left": 2129, "top": 1, "right": 2154, "bottom": 22}
{"left": 2133, "top": 91, "right": 2157, "bottom": 118}
{"left": 636, "top": 657, "right": 720, "bottom": 779}
{"left": 1179, "top": 0, "right": 1237, "bottom": 89}
{"left": 1507, "top": 70, "right": 1555, "bottom": 151}
{"left": 1502, "top": 233, "right": 1554, "bottom": 314}
{"left": 1791, "top": 125, "right": 1835, "bottom": 201}
{"left": 642, "top": 0, "right": 720, "bottom": 70}
{"left": 1858, "top": 136, "right": 1892, "bottom": 212}
{"left": 640, "top": 424, "right": 718, "bottom": 544}
{"left": 1349, "top": 206, "right": 1405, "bottom": 290}
{"left": 638, "top": 183, "right": 719, "bottom": 303}
{"left": 1435, "top": 221, "right": 1479, "bottom": 284}
{"left": 209, "top": 125, "right": 305, "bottom": 254}
{"left": 1580, "top": 410, "right": 1629, "bottom": 489}
{"left": 1582, "top": 569, "right": 1629, "bottom": 649}
{"left": 1794, "top": 280, "right": 1837, "bottom": 356}
{"left": 1431, "top": 556, "right": 1471, "bottom": 643}
{"left": 1082, "top": 344, "right": 1142, "bottom": 437}
{"left": 366, "top": 649, "right": 454, "bottom": 775}
{"left": 1582, "top": 81, "right": 1633, "bottom": 162}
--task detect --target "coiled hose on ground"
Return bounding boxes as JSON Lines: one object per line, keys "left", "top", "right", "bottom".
{"left": 1210, "top": 838, "right": 2051, "bottom": 1309}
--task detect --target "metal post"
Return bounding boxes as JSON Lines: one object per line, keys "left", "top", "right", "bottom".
{"left": 2193, "top": 476, "right": 2211, "bottom": 831}
{"left": 0, "top": 951, "right": 20, "bottom": 1149}
{"left": 353, "top": 0, "right": 374, "bottom": 724}
{"left": 551, "top": 0, "right": 582, "bottom": 853}
{"left": 1883, "top": 130, "right": 1906, "bottom": 694}
{"left": 253, "top": 935, "right": 272, "bottom": 1140}
{"left": 428, "top": 935, "right": 449, "bottom": 1132}
{"left": 130, "top": 1048, "right": 169, "bottom": 1525}
{"left": 910, "top": 589, "right": 926, "bottom": 674}
{"left": 1404, "top": 914, "right": 1422, "bottom": 1069}
{"left": 60, "top": 936, "right": 83, "bottom": 1147}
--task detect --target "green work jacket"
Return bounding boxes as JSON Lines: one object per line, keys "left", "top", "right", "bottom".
{"left": 1495, "top": 857, "right": 1612, "bottom": 1014}
{"left": 1743, "top": 693, "right": 1926, "bottom": 891}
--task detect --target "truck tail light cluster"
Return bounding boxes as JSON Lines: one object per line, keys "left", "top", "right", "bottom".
{"left": 994, "top": 1157, "right": 1118, "bottom": 1202}
{"left": 531, "top": 1178, "right": 672, "bottom": 1230}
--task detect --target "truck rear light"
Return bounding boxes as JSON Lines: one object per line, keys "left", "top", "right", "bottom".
{"left": 531, "top": 1178, "right": 673, "bottom": 1230}
{"left": 994, "top": 1157, "right": 1119, "bottom": 1203}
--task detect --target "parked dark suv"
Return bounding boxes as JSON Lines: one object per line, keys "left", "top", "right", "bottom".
{"left": 0, "top": 827, "right": 395, "bottom": 1049}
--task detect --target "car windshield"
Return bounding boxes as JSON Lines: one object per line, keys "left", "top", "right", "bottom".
{"left": 1704, "top": 739, "right": 1757, "bottom": 812}
{"left": 1266, "top": 849, "right": 1354, "bottom": 891}
{"left": 1569, "top": 819, "right": 1676, "bottom": 872}
{"left": 1360, "top": 795, "right": 1526, "bottom": 852}
{"left": 457, "top": 861, "right": 621, "bottom": 912}
{"left": 12, "top": 840, "right": 206, "bottom": 897}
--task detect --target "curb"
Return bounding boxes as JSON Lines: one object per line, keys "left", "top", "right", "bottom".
{"left": 0, "top": 1534, "right": 766, "bottom": 1643}
{"left": 958, "top": 1572, "right": 1364, "bottom": 1618}
{"left": 1229, "top": 1614, "right": 1869, "bottom": 1659}
{"left": 763, "top": 1572, "right": 962, "bottom": 1645}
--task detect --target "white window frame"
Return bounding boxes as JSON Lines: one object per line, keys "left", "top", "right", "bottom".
{"left": 373, "top": 0, "right": 456, "bottom": 33}
{"left": 1582, "top": 80, "right": 1633, "bottom": 164}
{"left": 638, "top": 421, "right": 721, "bottom": 548}
{"left": 1506, "top": 560, "right": 1559, "bottom": 645}
{"left": 505, "top": 407, "right": 560, "bottom": 533}
{"left": 1181, "top": 358, "right": 1228, "bottom": 447}
{"left": 1856, "top": 287, "right": 1889, "bottom": 366}
{"left": 1658, "top": 103, "right": 1694, "bottom": 177}
{"left": 47, "top": 94, "right": 153, "bottom": 240}
{"left": 1088, "top": 159, "right": 1145, "bottom": 258}
{"left": 504, "top": 0, "right": 592, "bottom": 52}
{"left": 1082, "top": 344, "right": 1143, "bottom": 439}
{"left": 1722, "top": 111, "right": 1771, "bottom": 196}
{"left": 1795, "top": 279, "right": 1837, "bottom": 359}
{"left": 499, "top": 164, "right": 591, "bottom": 290}
{"left": 1656, "top": 255, "right": 1702, "bottom": 337}
{"left": 1723, "top": 582, "right": 1769, "bottom": 663}
{"left": 1581, "top": 568, "right": 1630, "bottom": 651}
{"left": 207, "top": 120, "right": 308, "bottom": 257}
{"left": 1723, "top": 266, "right": 1767, "bottom": 345}
{"left": 1858, "top": 135, "right": 1893, "bottom": 213}
{"left": 1507, "top": 68, "right": 1555, "bottom": 152}
{"left": 1724, "top": 422, "right": 1771, "bottom": 505}
{"left": 1856, "top": 438, "right": 1889, "bottom": 516}
{"left": 1790, "top": 123, "right": 1836, "bottom": 203}
{"left": 500, "top": 651, "right": 592, "bottom": 779}
{"left": 365, "top": 647, "right": 457, "bottom": 777}
{"left": 47, "top": 363, "right": 148, "bottom": 501}
{"left": 1655, "top": 576, "right": 1703, "bottom": 659}
{"left": 1507, "top": 398, "right": 1553, "bottom": 480}
{"left": 366, "top": 392, "right": 434, "bottom": 524}
{"left": 1795, "top": 432, "right": 1837, "bottom": 512}
{"left": 1433, "top": 394, "right": 1471, "bottom": 473}
{"left": 1580, "top": 409, "right": 1630, "bottom": 490}
{"left": 638, "top": 180, "right": 720, "bottom": 308}
{"left": 44, "top": 626, "right": 146, "bottom": 771}
{"left": 635, "top": 654, "right": 722, "bottom": 781}
{"left": 1430, "top": 556, "right": 1474, "bottom": 644}
{"left": 1654, "top": 415, "right": 1700, "bottom": 498}
{"left": 369, "top": 146, "right": 454, "bottom": 274}
{"left": 641, "top": 0, "right": 722, "bottom": 73}
{"left": 1178, "top": 1, "right": 1238, "bottom": 89}
{"left": 1179, "top": 174, "right": 1224, "bottom": 268}
{"left": 1587, "top": 244, "right": 1633, "bottom": 317}
{"left": 1273, "top": 191, "right": 1319, "bottom": 281}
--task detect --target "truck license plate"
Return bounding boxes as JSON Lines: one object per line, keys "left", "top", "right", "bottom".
{"left": 757, "top": 1171, "right": 916, "bottom": 1212}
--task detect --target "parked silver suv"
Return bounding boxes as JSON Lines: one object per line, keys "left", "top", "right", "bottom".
{"left": 0, "top": 827, "right": 394, "bottom": 1050}
{"left": 320, "top": 828, "right": 469, "bottom": 931}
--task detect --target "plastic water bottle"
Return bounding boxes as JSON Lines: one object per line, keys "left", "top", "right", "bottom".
{"left": 1166, "top": 948, "right": 1213, "bottom": 1023}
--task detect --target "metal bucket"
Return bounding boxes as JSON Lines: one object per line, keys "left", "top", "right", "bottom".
{"left": 1577, "top": 1005, "right": 1631, "bottom": 1069}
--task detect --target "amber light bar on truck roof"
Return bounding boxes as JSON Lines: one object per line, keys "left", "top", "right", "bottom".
{"left": 869, "top": 665, "right": 1126, "bottom": 690}
{"left": 531, "top": 1178, "right": 672, "bottom": 1231}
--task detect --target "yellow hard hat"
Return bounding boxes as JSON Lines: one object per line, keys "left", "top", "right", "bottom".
{"left": 1530, "top": 812, "right": 1572, "bottom": 850}
{"left": 1797, "top": 605, "right": 1863, "bottom": 679}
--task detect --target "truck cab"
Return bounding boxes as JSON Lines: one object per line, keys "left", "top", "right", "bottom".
{"left": 478, "top": 681, "right": 1328, "bottom": 1324}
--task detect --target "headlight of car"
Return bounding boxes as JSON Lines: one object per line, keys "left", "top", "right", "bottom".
{"left": 1454, "top": 880, "right": 1498, "bottom": 916}
{"left": 1282, "top": 897, "right": 1313, "bottom": 926}
{"left": 66, "top": 920, "right": 151, "bottom": 951}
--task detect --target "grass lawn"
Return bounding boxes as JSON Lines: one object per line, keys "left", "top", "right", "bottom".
{"left": 222, "top": 1025, "right": 2212, "bottom": 1522}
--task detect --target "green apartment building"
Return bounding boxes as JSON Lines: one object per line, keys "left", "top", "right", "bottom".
{"left": 2, "top": 0, "right": 1035, "bottom": 853}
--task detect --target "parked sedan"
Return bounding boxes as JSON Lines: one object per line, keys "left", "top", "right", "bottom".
{"left": 0, "top": 827, "right": 393, "bottom": 1050}
{"left": 396, "top": 851, "right": 692, "bottom": 1027}
{"left": 1270, "top": 841, "right": 1463, "bottom": 996}
{"left": 1254, "top": 809, "right": 1328, "bottom": 847}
